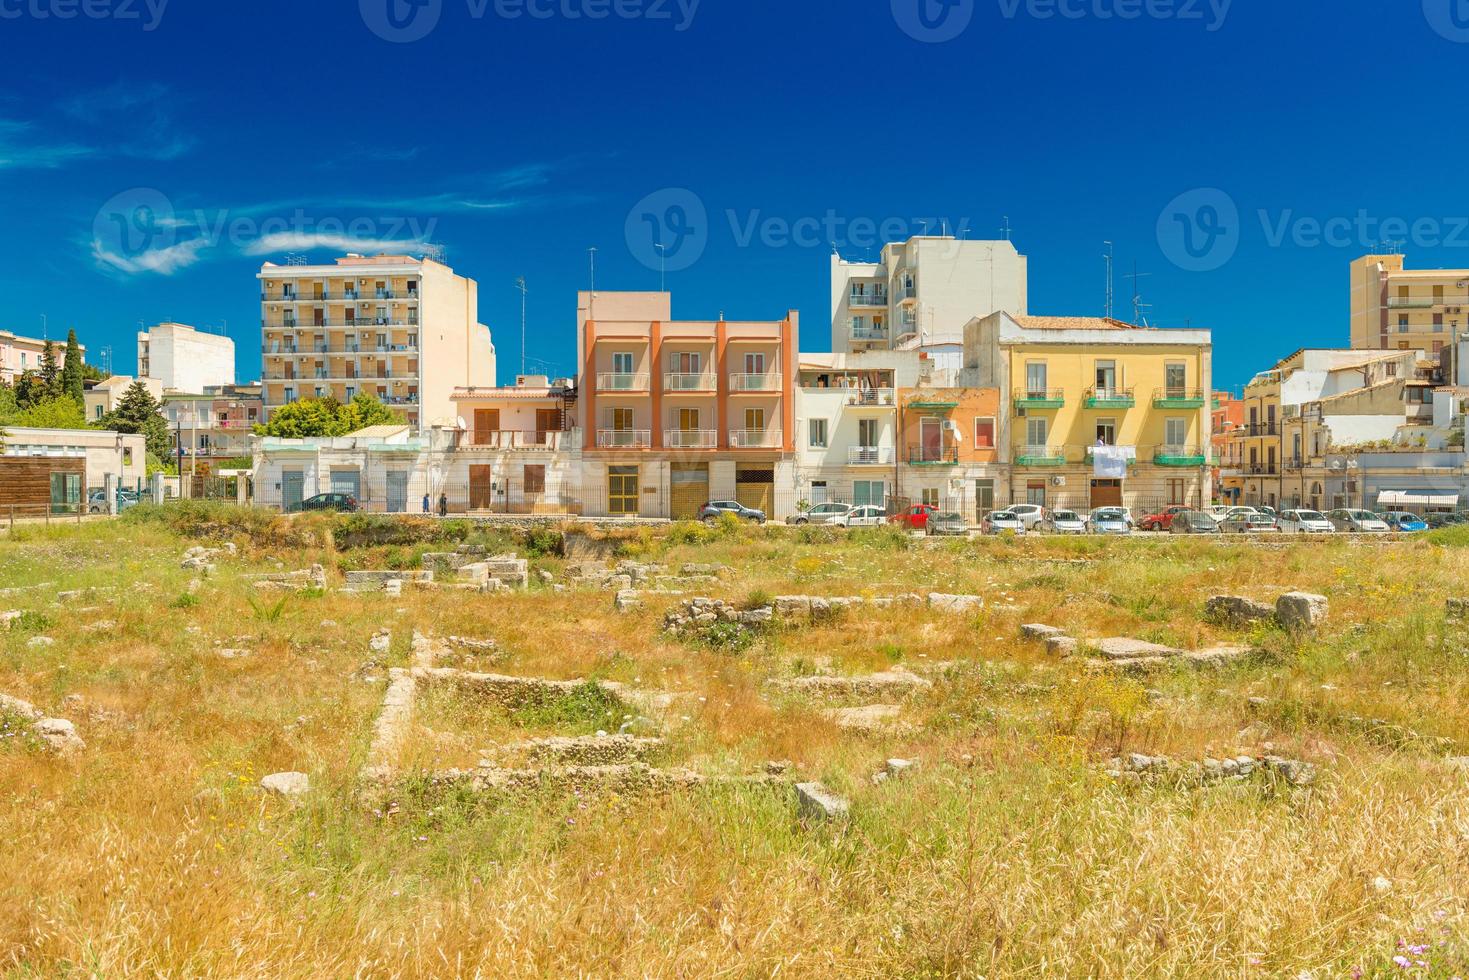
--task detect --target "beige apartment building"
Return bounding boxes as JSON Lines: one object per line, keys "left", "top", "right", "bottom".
{"left": 258, "top": 254, "right": 496, "bottom": 430}
{"left": 1351, "top": 252, "right": 1469, "bottom": 355}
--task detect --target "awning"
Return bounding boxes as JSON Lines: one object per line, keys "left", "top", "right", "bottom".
{"left": 1376, "top": 490, "right": 1460, "bottom": 508}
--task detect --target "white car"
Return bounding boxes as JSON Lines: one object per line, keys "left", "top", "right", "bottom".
{"left": 793, "top": 502, "right": 852, "bottom": 525}
{"left": 837, "top": 504, "right": 887, "bottom": 528}
{"left": 1206, "top": 504, "right": 1233, "bottom": 520}
{"left": 1088, "top": 507, "right": 1132, "bottom": 534}
{"left": 1277, "top": 509, "right": 1335, "bottom": 534}
{"left": 983, "top": 510, "right": 1028, "bottom": 534}
{"left": 1038, "top": 509, "right": 1088, "bottom": 534}
{"left": 1006, "top": 503, "right": 1046, "bottom": 530}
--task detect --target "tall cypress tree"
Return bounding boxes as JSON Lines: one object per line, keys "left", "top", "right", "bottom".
{"left": 61, "top": 329, "right": 84, "bottom": 403}
{"left": 39, "top": 340, "right": 60, "bottom": 399}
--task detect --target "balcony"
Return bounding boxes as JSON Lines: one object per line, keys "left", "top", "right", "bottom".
{"left": 1153, "top": 387, "right": 1207, "bottom": 409}
{"left": 1013, "top": 388, "right": 1065, "bottom": 410}
{"left": 382, "top": 395, "right": 419, "bottom": 406}
{"left": 897, "top": 285, "right": 917, "bottom": 302}
{"left": 663, "top": 372, "right": 715, "bottom": 392}
{"left": 1154, "top": 445, "right": 1209, "bottom": 467}
{"left": 847, "top": 446, "right": 895, "bottom": 465}
{"left": 1084, "top": 445, "right": 1139, "bottom": 467}
{"left": 266, "top": 319, "right": 419, "bottom": 329}
{"left": 1387, "top": 296, "right": 1440, "bottom": 309}
{"left": 1283, "top": 456, "right": 1305, "bottom": 471}
{"left": 846, "top": 388, "right": 896, "bottom": 408}
{"left": 907, "top": 445, "right": 959, "bottom": 465}
{"left": 664, "top": 429, "right": 717, "bottom": 449}
{"left": 1015, "top": 445, "right": 1067, "bottom": 466}
{"left": 1084, "top": 387, "right": 1135, "bottom": 409}
{"left": 597, "top": 429, "right": 651, "bottom": 448}
{"left": 908, "top": 397, "right": 959, "bottom": 410}
{"left": 464, "top": 430, "right": 576, "bottom": 451}
{"left": 849, "top": 321, "right": 890, "bottom": 341}
{"left": 848, "top": 292, "right": 888, "bottom": 308}
{"left": 729, "top": 373, "right": 782, "bottom": 393}
{"left": 1241, "top": 422, "right": 1279, "bottom": 437}
{"left": 597, "top": 372, "right": 650, "bottom": 392}
{"left": 728, "top": 428, "right": 782, "bottom": 448}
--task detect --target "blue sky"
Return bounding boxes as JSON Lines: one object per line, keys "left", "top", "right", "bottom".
{"left": 2, "top": 0, "right": 1466, "bottom": 388}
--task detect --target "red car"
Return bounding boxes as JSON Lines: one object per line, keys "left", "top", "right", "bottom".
{"left": 1138, "top": 505, "right": 1190, "bottom": 531}
{"left": 889, "top": 503, "right": 937, "bottom": 530}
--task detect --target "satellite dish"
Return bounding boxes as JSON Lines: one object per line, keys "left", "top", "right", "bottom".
{"left": 456, "top": 416, "right": 467, "bottom": 430}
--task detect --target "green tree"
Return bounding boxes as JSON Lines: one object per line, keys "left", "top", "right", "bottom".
{"left": 13, "top": 371, "right": 43, "bottom": 409}
{"left": 7, "top": 394, "right": 86, "bottom": 429}
{"left": 38, "top": 340, "right": 60, "bottom": 399}
{"left": 253, "top": 393, "right": 403, "bottom": 438}
{"left": 61, "top": 330, "right": 84, "bottom": 403}
{"left": 99, "top": 379, "right": 171, "bottom": 461}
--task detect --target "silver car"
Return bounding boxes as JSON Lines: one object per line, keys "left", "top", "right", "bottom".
{"left": 1088, "top": 507, "right": 1132, "bottom": 535}
{"left": 983, "top": 511, "right": 1028, "bottom": 534}
{"left": 1328, "top": 508, "right": 1390, "bottom": 533}
{"left": 1038, "top": 509, "right": 1088, "bottom": 534}
{"left": 1277, "top": 509, "right": 1334, "bottom": 534}
{"left": 793, "top": 502, "right": 852, "bottom": 525}
{"left": 837, "top": 505, "right": 887, "bottom": 528}
{"left": 1222, "top": 512, "right": 1280, "bottom": 534}
{"left": 1005, "top": 503, "right": 1046, "bottom": 530}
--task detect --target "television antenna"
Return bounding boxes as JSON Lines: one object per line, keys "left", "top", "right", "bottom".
{"left": 515, "top": 276, "right": 528, "bottom": 377}
{"left": 1000, "top": 216, "right": 1011, "bottom": 241}
{"left": 1103, "top": 241, "right": 1114, "bottom": 320}
{"left": 1126, "top": 262, "right": 1152, "bottom": 326}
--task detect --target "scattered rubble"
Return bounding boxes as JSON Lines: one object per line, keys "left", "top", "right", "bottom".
{"left": 0, "top": 693, "right": 83, "bottom": 754}
{"left": 1205, "top": 591, "right": 1330, "bottom": 634}
{"left": 1105, "top": 752, "right": 1316, "bottom": 787}
{"left": 1276, "top": 592, "right": 1329, "bottom": 633}
{"left": 822, "top": 703, "right": 903, "bottom": 731}
{"left": 1205, "top": 595, "right": 1275, "bottom": 627}
{"left": 768, "top": 669, "right": 931, "bottom": 700}
{"left": 260, "top": 771, "right": 310, "bottom": 797}
{"left": 252, "top": 564, "right": 327, "bottom": 592}
{"left": 795, "top": 781, "right": 850, "bottom": 821}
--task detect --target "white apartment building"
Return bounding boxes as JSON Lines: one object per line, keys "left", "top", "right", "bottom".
{"left": 830, "top": 237, "right": 1028, "bottom": 358}
{"left": 258, "top": 254, "right": 497, "bottom": 431}
{"left": 137, "top": 322, "right": 235, "bottom": 393}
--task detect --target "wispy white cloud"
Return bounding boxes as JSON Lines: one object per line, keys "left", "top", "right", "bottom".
{"left": 91, "top": 236, "right": 210, "bottom": 276}
{"left": 62, "top": 81, "right": 198, "bottom": 161}
{"left": 0, "top": 119, "right": 95, "bottom": 170}
{"left": 241, "top": 232, "right": 442, "bottom": 259}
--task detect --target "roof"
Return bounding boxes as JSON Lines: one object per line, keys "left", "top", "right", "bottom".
{"left": 1012, "top": 315, "right": 1141, "bottom": 331}
{"left": 346, "top": 424, "right": 412, "bottom": 438}
{"left": 451, "top": 386, "right": 564, "bottom": 401}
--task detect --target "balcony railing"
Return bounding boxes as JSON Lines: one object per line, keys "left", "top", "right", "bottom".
{"left": 265, "top": 319, "right": 419, "bottom": 329}
{"left": 1153, "top": 387, "right": 1207, "bottom": 408}
{"left": 1015, "top": 445, "right": 1068, "bottom": 466}
{"left": 847, "top": 446, "right": 895, "bottom": 465}
{"left": 897, "top": 285, "right": 917, "bottom": 301}
{"left": 1154, "top": 445, "right": 1210, "bottom": 467}
{"left": 729, "top": 373, "right": 781, "bottom": 392}
{"left": 1241, "top": 422, "right": 1279, "bottom": 436}
{"left": 464, "top": 430, "right": 575, "bottom": 451}
{"left": 849, "top": 321, "right": 890, "bottom": 341}
{"left": 597, "top": 372, "right": 650, "bottom": 392}
{"left": 1013, "top": 388, "right": 1065, "bottom": 409}
{"left": 1084, "top": 386, "right": 1135, "bottom": 409}
{"left": 848, "top": 292, "right": 888, "bottom": 307}
{"left": 1283, "top": 456, "right": 1305, "bottom": 471}
{"left": 906, "top": 445, "right": 959, "bottom": 465}
{"left": 846, "top": 387, "right": 896, "bottom": 407}
{"left": 382, "top": 396, "right": 419, "bottom": 406}
{"left": 597, "top": 429, "right": 651, "bottom": 448}
{"left": 664, "top": 429, "right": 717, "bottom": 449}
{"left": 728, "top": 428, "right": 782, "bottom": 448}
{"left": 263, "top": 343, "right": 419, "bottom": 355}
{"left": 1084, "top": 445, "right": 1138, "bottom": 467}
{"left": 1387, "top": 296, "right": 1441, "bottom": 309}
{"left": 663, "top": 372, "right": 715, "bottom": 391}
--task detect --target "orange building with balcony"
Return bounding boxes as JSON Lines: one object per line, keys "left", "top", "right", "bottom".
{"left": 575, "top": 291, "right": 798, "bottom": 518}
{"left": 896, "top": 386, "right": 1004, "bottom": 516}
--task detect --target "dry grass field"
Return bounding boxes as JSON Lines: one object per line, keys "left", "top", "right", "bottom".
{"left": 3, "top": 503, "right": 1469, "bottom": 977}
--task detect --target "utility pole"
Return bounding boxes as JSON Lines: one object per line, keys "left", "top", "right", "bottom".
{"left": 515, "top": 276, "right": 528, "bottom": 379}
{"left": 1103, "top": 241, "right": 1114, "bottom": 320}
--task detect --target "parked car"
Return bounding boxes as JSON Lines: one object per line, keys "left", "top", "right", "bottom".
{"left": 698, "top": 500, "right": 766, "bottom": 524}
{"left": 791, "top": 502, "right": 851, "bottom": 526}
{"left": 1328, "top": 508, "right": 1390, "bottom": 533}
{"left": 1426, "top": 512, "right": 1466, "bottom": 529}
{"left": 1221, "top": 512, "right": 1281, "bottom": 534}
{"left": 926, "top": 511, "right": 968, "bottom": 536}
{"left": 1223, "top": 505, "right": 1261, "bottom": 520}
{"left": 889, "top": 503, "right": 937, "bottom": 531}
{"left": 1256, "top": 505, "right": 1279, "bottom": 519}
{"left": 1005, "top": 503, "right": 1047, "bottom": 530}
{"left": 836, "top": 504, "right": 887, "bottom": 528}
{"left": 1277, "top": 509, "right": 1335, "bottom": 534}
{"left": 87, "top": 489, "right": 140, "bottom": 514}
{"left": 1205, "top": 504, "right": 1233, "bottom": 520}
{"left": 1169, "top": 510, "right": 1221, "bottom": 534}
{"left": 982, "top": 510, "right": 1028, "bottom": 534}
{"left": 291, "top": 492, "right": 359, "bottom": 513}
{"left": 1380, "top": 511, "right": 1428, "bottom": 533}
{"left": 1087, "top": 507, "right": 1132, "bottom": 535}
{"left": 1037, "top": 509, "right": 1088, "bottom": 534}
{"left": 1138, "top": 505, "right": 1190, "bottom": 531}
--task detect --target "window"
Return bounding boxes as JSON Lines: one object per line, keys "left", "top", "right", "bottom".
{"left": 612, "top": 352, "right": 634, "bottom": 375}
{"left": 1094, "top": 359, "right": 1117, "bottom": 393}
{"left": 611, "top": 407, "right": 634, "bottom": 431}
{"left": 921, "top": 488, "right": 939, "bottom": 508}
{"left": 858, "top": 418, "right": 878, "bottom": 447}
{"left": 94, "top": 405, "right": 103, "bottom": 420}
{"left": 1165, "top": 417, "right": 1187, "bottom": 446}
{"left": 1095, "top": 418, "right": 1116, "bottom": 445}
{"left": 1026, "top": 417, "right": 1047, "bottom": 446}
{"left": 1025, "top": 361, "right": 1047, "bottom": 396}
{"left": 974, "top": 417, "right": 995, "bottom": 448}
{"left": 524, "top": 464, "right": 546, "bottom": 495}
{"left": 808, "top": 418, "right": 828, "bottom": 448}
{"left": 744, "top": 407, "right": 765, "bottom": 432}
{"left": 672, "top": 351, "right": 701, "bottom": 374}
{"left": 1386, "top": 362, "right": 1398, "bottom": 377}
{"left": 1399, "top": 321, "right": 1409, "bottom": 333}
{"left": 1168, "top": 479, "right": 1186, "bottom": 505}
{"left": 1165, "top": 362, "right": 1187, "bottom": 396}
{"left": 744, "top": 352, "right": 765, "bottom": 376}
{"left": 608, "top": 466, "right": 639, "bottom": 515}
{"left": 1434, "top": 315, "right": 1445, "bottom": 332}
{"left": 975, "top": 479, "right": 994, "bottom": 514}
{"left": 1026, "top": 479, "right": 1046, "bottom": 506}
{"left": 853, "top": 480, "right": 884, "bottom": 507}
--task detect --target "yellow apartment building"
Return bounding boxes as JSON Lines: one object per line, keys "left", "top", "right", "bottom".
{"left": 1351, "top": 252, "right": 1469, "bottom": 355}
{"left": 963, "top": 312, "right": 1213, "bottom": 512}
{"left": 257, "top": 254, "right": 496, "bottom": 430}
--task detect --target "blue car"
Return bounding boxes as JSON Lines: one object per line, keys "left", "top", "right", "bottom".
{"left": 1380, "top": 511, "right": 1427, "bottom": 532}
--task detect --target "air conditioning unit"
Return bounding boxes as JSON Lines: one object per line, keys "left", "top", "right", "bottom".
{"left": 1051, "top": 476, "right": 1066, "bottom": 487}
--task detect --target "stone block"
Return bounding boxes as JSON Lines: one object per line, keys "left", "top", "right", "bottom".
{"left": 1276, "top": 592, "right": 1328, "bottom": 632}
{"left": 795, "top": 781, "right": 849, "bottom": 821}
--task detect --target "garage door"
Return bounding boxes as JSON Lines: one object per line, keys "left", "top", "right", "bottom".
{"left": 330, "top": 469, "right": 361, "bottom": 500}
{"left": 282, "top": 470, "right": 304, "bottom": 512}
{"left": 670, "top": 464, "right": 708, "bottom": 520}
{"left": 386, "top": 471, "right": 408, "bottom": 513}
{"left": 735, "top": 467, "right": 774, "bottom": 515}
{"left": 1090, "top": 479, "right": 1123, "bottom": 508}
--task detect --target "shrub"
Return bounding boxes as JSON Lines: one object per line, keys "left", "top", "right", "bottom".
{"left": 524, "top": 528, "right": 564, "bottom": 558}
{"left": 170, "top": 592, "right": 200, "bottom": 609}
{"left": 849, "top": 523, "right": 912, "bottom": 551}
{"left": 741, "top": 588, "right": 773, "bottom": 611}
{"left": 696, "top": 621, "right": 754, "bottom": 653}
